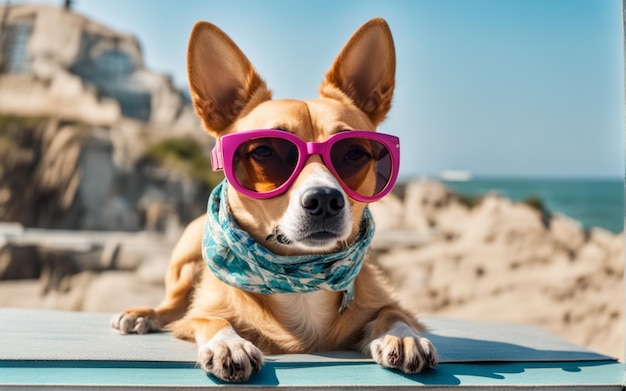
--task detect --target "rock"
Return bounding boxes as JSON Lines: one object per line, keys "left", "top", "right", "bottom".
{"left": 0, "top": 242, "right": 40, "bottom": 280}
{"left": 0, "top": 73, "right": 120, "bottom": 126}
{"left": 370, "top": 179, "right": 624, "bottom": 360}
{"left": 369, "top": 192, "right": 404, "bottom": 230}
{"left": 0, "top": 222, "right": 25, "bottom": 236}
{"left": 588, "top": 227, "right": 617, "bottom": 251}
{"left": 135, "top": 257, "right": 170, "bottom": 285}
{"left": 0, "top": 279, "right": 43, "bottom": 308}
{"left": 113, "top": 232, "right": 175, "bottom": 270}
{"left": 403, "top": 179, "right": 460, "bottom": 232}
{"left": 81, "top": 271, "right": 164, "bottom": 312}
{"left": 550, "top": 214, "right": 586, "bottom": 254}
{"left": 0, "top": 115, "right": 212, "bottom": 232}
{"left": 458, "top": 196, "right": 547, "bottom": 251}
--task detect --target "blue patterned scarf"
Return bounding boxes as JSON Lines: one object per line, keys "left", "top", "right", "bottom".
{"left": 202, "top": 180, "right": 375, "bottom": 313}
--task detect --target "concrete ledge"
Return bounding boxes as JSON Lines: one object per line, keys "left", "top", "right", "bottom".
{"left": 1, "top": 359, "right": 622, "bottom": 390}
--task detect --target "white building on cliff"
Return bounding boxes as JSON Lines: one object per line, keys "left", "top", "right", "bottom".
{"left": 0, "top": 3, "right": 197, "bottom": 131}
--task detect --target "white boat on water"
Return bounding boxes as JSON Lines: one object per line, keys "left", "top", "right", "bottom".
{"left": 439, "top": 170, "right": 473, "bottom": 182}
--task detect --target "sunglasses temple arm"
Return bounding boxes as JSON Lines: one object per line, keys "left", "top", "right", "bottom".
{"left": 211, "top": 141, "right": 224, "bottom": 171}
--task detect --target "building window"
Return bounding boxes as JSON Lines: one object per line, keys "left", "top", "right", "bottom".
{"left": 6, "top": 19, "right": 33, "bottom": 73}
{"left": 96, "top": 49, "right": 133, "bottom": 77}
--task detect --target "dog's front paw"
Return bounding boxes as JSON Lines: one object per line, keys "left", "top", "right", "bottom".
{"left": 370, "top": 323, "right": 438, "bottom": 374}
{"left": 198, "top": 328, "right": 264, "bottom": 382}
{"left": 110, "top": 308, "right": 161, "bottom": 334}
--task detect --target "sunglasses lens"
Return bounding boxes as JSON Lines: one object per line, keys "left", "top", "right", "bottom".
{"left": 330, "top": 138, "right": 392, "bottom": 198}
{"left": 232, "top": 137, "right": 299, "bottom": 193}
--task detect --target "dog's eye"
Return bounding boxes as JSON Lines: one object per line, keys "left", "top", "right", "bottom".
{"left": 345, "top": 146, "right": 371, "bottom": 162}
{"left": 251, "top": 145, "right": 274, "bottom": 159}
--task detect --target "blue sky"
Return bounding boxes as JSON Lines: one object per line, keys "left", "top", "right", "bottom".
{"left": 16, "top": 0, "right": 625, "bottom": 179}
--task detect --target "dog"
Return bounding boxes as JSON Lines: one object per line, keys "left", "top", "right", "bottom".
{"left": 111, "top": 17, "right": 438, "bottom": 382}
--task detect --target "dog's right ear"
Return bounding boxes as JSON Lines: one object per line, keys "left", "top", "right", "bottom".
{"left": 187, "top": 22, "right": 271, "bottom": 136}
{"left": 319, "top": 18, "right": 395, "bottom": 127}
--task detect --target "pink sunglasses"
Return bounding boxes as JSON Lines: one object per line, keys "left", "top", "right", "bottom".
{"left": 211, "top": 129, "right": 400, "bottom": 202}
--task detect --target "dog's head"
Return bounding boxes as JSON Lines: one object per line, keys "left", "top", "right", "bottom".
{"left": 188, "top": 19, "right": 396, "bottom": 256}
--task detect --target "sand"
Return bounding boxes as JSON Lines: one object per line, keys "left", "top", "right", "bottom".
{"left": 370, "top": 179, "right": 624, "bottom": 360}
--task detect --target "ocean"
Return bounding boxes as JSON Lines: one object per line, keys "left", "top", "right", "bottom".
{"left": 436, "top": 177, "right": 624, "bottom": 234}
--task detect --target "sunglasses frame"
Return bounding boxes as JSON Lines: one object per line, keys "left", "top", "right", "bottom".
{"left": 211, "top": 129, "right": 400, "bottom": 202}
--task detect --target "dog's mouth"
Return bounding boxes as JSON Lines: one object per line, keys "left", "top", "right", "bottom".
{"left": 266, "top": 226, "right": 345, "bottom": 249}
{"left": 300, "top": 230, "right": 342, "bottom": 247}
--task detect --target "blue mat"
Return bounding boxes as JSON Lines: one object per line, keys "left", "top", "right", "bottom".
{"left": 0, "top": 308, "right": 612, "bottom": 363}
{"left": 0, "top": 308, "right": 621, "bottom": 389}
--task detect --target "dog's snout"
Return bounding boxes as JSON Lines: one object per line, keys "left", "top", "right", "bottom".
{"left": 301, "top": 187, "right": 345, "bottom": 218}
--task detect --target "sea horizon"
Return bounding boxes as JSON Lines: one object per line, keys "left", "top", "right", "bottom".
{"left": 398, "top": 172, "right": 624, "bottom": 182}
{"left": 396, "top": 175, "right": 624, "bottom": 234}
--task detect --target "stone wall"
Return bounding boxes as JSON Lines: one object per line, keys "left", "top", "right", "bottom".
{"left": 0, "top": 116, "right": 213, "bottom": 231}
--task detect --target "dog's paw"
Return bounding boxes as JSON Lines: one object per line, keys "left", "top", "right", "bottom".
{"left": 110, "top": 309, "right": 160, "bottom": 334}
{"left": 198, "top": 327, "right": 264, "bottom": 383}
{"left": 370, "top": 322, "right": 438, "bottom": 374}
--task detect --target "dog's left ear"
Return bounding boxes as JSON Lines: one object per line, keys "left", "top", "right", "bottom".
{"left": 187, "top": 21, "right": 271, "bottom": 136}
{"left": 319, "top": 18, "right": 395, "bottom": 127}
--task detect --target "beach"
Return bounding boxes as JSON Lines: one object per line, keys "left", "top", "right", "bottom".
{"left": 0, "top": 178, "right": 622, "bottom": 361}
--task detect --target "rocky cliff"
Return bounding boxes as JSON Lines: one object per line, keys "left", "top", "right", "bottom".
{"left": 0, "top": 4, "right": 218, "bottom": 231}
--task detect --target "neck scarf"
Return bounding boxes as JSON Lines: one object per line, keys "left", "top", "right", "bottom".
{"left": 202, "top": 180, "right": 375, "bottom": 314}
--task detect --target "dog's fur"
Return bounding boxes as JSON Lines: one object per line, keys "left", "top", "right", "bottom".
{"left": 111, "top": 18, "right": 438, "bottom": 382}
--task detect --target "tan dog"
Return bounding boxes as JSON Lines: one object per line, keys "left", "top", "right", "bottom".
{"left": 111, "top": 18, "right": 438, "bottom": 382}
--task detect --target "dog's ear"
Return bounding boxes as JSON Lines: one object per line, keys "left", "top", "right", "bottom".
{"left": 319, "top": 18, "right": 395, "bottom": 127}
{"left": 187, "top": 22, "right": 271, "bottom": 136}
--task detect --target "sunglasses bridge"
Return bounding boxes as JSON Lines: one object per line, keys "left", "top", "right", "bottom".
{"left": 303, "top": 139, "right": 335, "bottom": 159}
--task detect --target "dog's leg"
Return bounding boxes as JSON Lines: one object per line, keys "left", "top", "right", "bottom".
{"left": 362, "top": 308, "right": 438, "bottom": 374}
{"left": 173, "top": 317, "right": 263, "bottom": 383}
{"left": 111, "top": 217, "right": 205, "bottom": 334}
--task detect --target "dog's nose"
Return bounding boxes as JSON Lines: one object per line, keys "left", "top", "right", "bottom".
{"left": 301, "top": 187, "right": 345, "bottom": 218}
